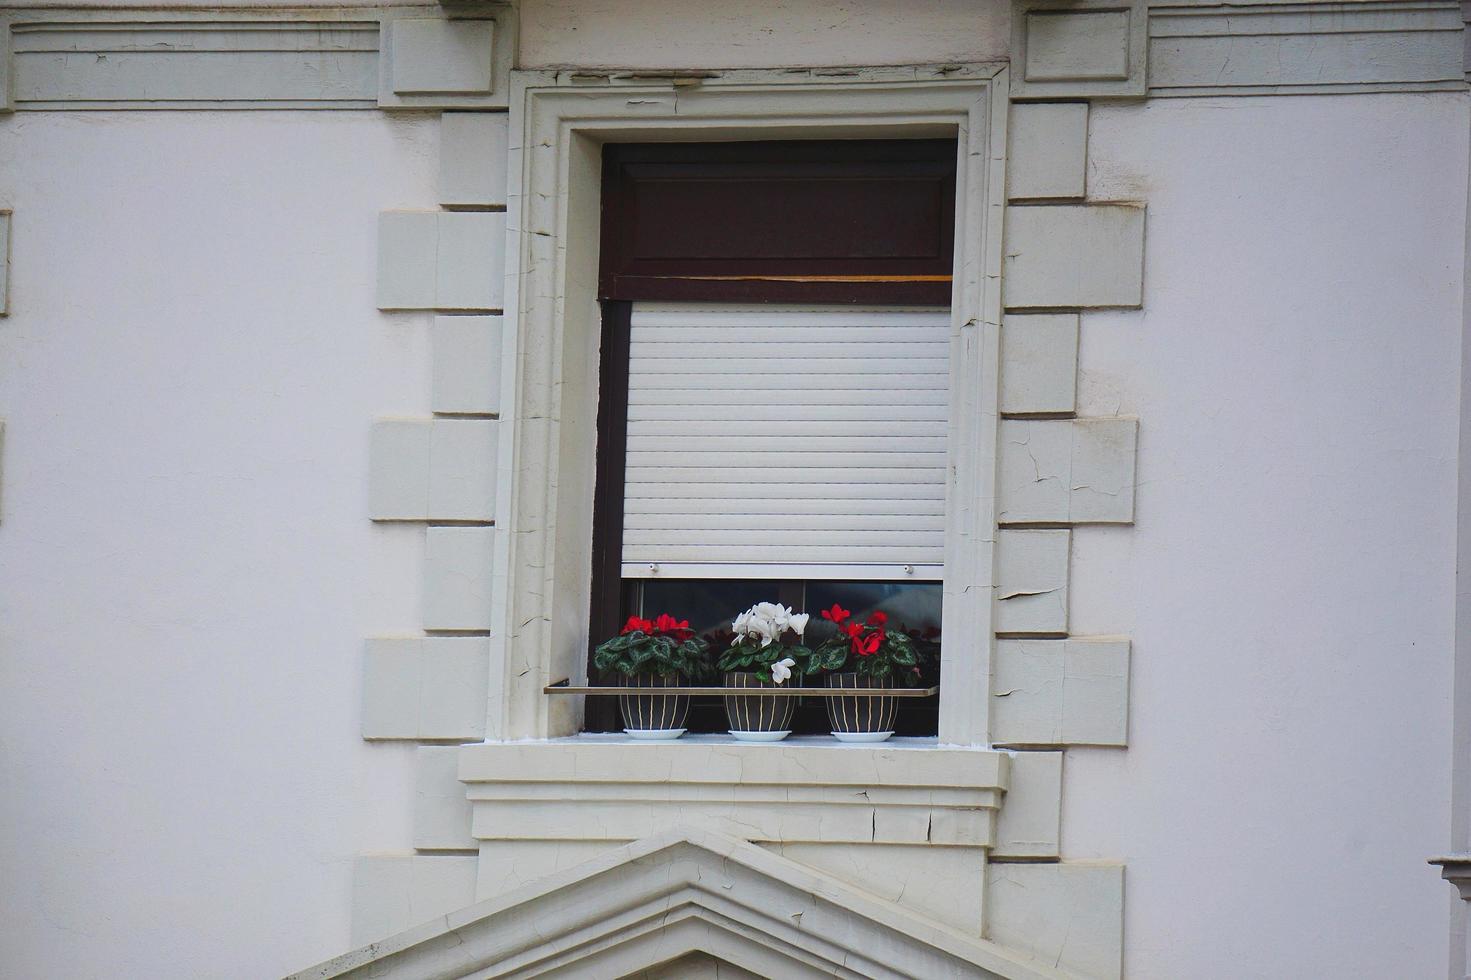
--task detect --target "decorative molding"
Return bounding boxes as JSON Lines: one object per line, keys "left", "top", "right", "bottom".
{"left": 1012, "top": 0, "right": 1148, "bottom": 99}
{"left": 299, "top": 831, "right": 1075, "bottom": 980}
{"left": 0, "top": 2, "right": 1459, "bottom": 111}
{"left": 992, "top": 638, "right": 1132, "bottom": 747}
{"left": 1147, "top": 0, "right": 1465, "bottom": 97}
{"left": 0, "top": 6, "right": 515, "bottom": 111}
{"left": 459, "top": 739, "right": 1008, "bottom": 846}
{"left": 377, "top": 12, "right": 514, "bottom": 110}
{"left": 5, "top": 15, "right": 380, "bottom": 110}
{"left": 1430, "top": 854, "right": 1471, "bottom": 901}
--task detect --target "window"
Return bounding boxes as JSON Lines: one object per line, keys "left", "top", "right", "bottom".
{"left": 589, "top": 140, "right": 958, "bottom": 734}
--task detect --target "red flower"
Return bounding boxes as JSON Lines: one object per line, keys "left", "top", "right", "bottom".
{"left": 651, "top": 613, "right": 694, "bottom": 640}
{"left": 866, "top": 611, "right": 888, "bottom": 627}
{"left": 621, "top": 616, "right": 654, "bottom": 636}
{"left": 844, "top": 622, "right": 863, "bottom": 639}
{"left": 853, "top": 632, "right": 882, "bottom": 657}
{"left": 820, "top": 604, "right": 851, "bottom": 625}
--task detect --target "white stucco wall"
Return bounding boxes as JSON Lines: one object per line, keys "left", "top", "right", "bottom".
{"left": 0, "top": 110, "right": 440, "bottom": 979}
{"left": 1064, "top": 93, "right": 1468, "bottom": 979}
{"left": 0, "top": 80, "right": 1466, "bottom": 980}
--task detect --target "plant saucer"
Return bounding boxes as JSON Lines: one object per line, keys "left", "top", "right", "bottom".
{"left": 728, "top": 730, "right": 791, "bottom": 742}
{"left": 623, "top": 728, "right": 686, "bottom": 740}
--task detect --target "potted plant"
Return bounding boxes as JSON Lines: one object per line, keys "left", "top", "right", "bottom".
{"left": 593, "top": 613, "right": 709, "bottom": 739}
{"left": 812, "top": 604, "right": 923, "bottom": 742}
{"left": 717, "top": 602, "right": 829, "bottom": 741}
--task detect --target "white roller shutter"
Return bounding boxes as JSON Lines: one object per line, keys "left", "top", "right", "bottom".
{"left": 621, "top": 304, "right": 949, "bottom": 580}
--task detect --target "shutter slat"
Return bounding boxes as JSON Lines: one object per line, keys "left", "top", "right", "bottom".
{"left": 629, "top": 387, "right": 948, "bottom": 406}
{"left": 624, "top": 467, "right": 946, "bottom": 484}
{"left": 622, "top": 305, "right": 949, "bottom": 578}
{"left": 624, "top": 496, "right": 946, "bottom": 515}
{"left": 628, "top": 420, "right": 944, "bottom": 437}
{"left": 625, "top": 513, "right": 944, "bottom": 532}
{"left": 632, "top": 359, "right": 949, "bottom": 375}
{"left": 626, "top": 482, "right": 945, "bottom": 501}
{"left": 630, "top": 341, "right": 951, "bottom": 359}
{"left": 629, "top": 404, "right": 948, "bottom": 422}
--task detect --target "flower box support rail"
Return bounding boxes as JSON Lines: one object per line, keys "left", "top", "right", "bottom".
{"left": 544, "top": 679, "right": 939, "bottom": 698}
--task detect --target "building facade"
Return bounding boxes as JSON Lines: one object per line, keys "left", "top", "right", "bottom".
{"left": 0, "top": 1, "right": 1467, "bottom": 977}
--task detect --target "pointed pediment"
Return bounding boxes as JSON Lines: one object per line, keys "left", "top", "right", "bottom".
{"left": 289, "top": 829, "right": 1075, "bottom": 980}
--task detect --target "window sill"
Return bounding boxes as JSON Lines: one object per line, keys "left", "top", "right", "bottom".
{"left": 458, "top": 736, "right": 1008, "bottom": 848}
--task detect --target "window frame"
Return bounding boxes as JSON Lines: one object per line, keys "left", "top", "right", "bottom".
{"left": 491, "top": 67, "right": 1008, "bottom": 745}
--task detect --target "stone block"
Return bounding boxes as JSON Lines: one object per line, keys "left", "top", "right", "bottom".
{"left": 995, "top": 529, "right": 1070, "bottom": 634}
{"left": 992, "top": 639, "right": 1130, "bottom": 746}
{"left": 1007, "top": 103, "right": 1088, "bottom": 200}
{"left": 435, "top": 212, "right": 504, "bottom": 312}
{"left": 423, "top": 526, "right": 495, "bottom": 630}
{"left": 414, "top": 745, "right": 477, "bottom": 850}
{"left": 1000, "top": 313, "right": 1078, "bottom": 415}
{"left": 440, "top": 113, "right": 509, "bottom": 208}
{"left": 998, "top": 418, "right": 1138, "bottom": 524}
{"left": 351, "top": 853, "right": 478, "bottom": 946}
{"left": 361, "top": 636, "right": 490, "bottom": 739}
{"left": 993, "top": 750, "right": 1062, "bottom": 858}
{"left": 988, "top": 862, "right": 1125, "bottom": 980}
{"left": 428, "top": 419, "right": 498, "bottom": 522}
{"left": 376, "top": 211, "right": 438, "bottom": 311}
{"left": 1013, "top": 0, "right": 1146, "bottom": 98}
{"left": 370, "top": 418, "right": 498, "bottom": 522}
{"left": 369, "top": 419, "right": 432, "bottom": 520}
{"left": 432, "top": 315, "right": 503, "bottom": 415}
{"left": 388, "top": 19, "right": 494, "bottom": 95}
{"left": 1003, "top": 204, "right": 1145, "bottom": 310}
{"left": 377, "top": 211, "right": 505, "bottom": 312}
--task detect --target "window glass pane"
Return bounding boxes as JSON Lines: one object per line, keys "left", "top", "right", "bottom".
{"left": 804, "top": 581, "right": 942, "bottom": 645}
{"left": 636, "top": 579, "right": 775, "bottom": 644}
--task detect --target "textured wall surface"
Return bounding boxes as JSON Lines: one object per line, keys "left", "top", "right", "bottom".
{"left": 517, "top": 0, "right": 1009, "bottom": 69}
{"left": 1063, "top": 93, "right": 1468, "bottom": 980}
{"left": 0, "top": 110, "right": 440, "bottom": 979}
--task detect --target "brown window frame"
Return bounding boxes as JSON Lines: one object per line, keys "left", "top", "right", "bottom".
{"left": 586, "top": 138, "right": 957, "bottom": 733}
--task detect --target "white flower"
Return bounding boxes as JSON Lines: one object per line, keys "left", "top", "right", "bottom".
{"left": 770, "top": 657, "right": 796, "bottom": 685}
{"left": 734, "top": 602, "right": 797, "bottom": 648}
{"left": 789, "top": 612, "right": 809, "bottom": 637}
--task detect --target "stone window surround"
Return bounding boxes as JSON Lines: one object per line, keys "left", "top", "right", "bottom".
{"left": 488, "top": 65, "right": 1010, "bottom": 746}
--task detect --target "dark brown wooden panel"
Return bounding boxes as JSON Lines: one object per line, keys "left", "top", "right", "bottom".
{"left": 599, "top": 140, "right": 957, "bottom": 304}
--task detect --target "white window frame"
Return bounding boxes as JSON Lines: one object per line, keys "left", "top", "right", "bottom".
{"left": 489, "top": 65, "right": 1009, "bottom": 746}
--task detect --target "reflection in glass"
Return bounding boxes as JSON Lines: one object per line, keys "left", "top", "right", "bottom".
{"left": 804, "top": 581, "right": 942, "bottom": 647}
